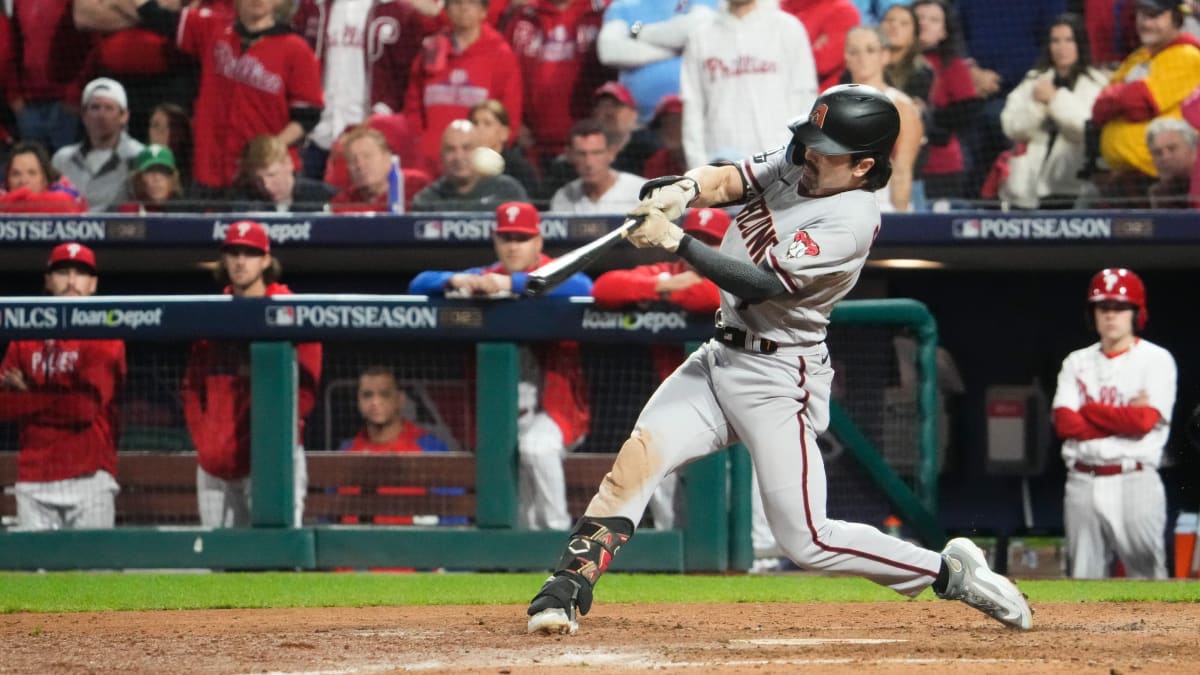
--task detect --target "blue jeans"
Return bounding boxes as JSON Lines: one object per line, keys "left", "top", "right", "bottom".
{"left": 17, "top": 101, "right": 80, "bottom": 154}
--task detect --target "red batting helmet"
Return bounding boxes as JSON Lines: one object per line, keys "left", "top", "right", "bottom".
{"left": 1087, "top": 268, "right": 1147, "bottom": 329}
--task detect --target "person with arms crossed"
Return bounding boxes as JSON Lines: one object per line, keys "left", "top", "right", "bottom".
{"left": 525, "top": 84, "right": 1032, "bottom": 636}
{"left": 182, "top": 221, "right": 322, "bottom": 527}
{"left": 409, "top": 202, "right": 591, "bottom": 530}
{"left": 1052, "top": 268, "right": 1176, "bottom": 579}
{"left": 0, "top": 244, "right": 125, "bottom": 531}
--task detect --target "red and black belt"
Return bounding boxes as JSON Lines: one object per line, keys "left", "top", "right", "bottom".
{"left": 1073, "top": 461, "right": 1143, "bottom": 476}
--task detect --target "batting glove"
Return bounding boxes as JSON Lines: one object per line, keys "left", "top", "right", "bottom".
{"left": 635, "top": 175, "right": 699, "bottom": 221}
{"left": 626, "top": 207, "right": 685, "bottom": 252}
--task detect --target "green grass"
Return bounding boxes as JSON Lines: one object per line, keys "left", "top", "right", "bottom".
{"left": 1, "top": 572, "right": 1197, "bottom": 613}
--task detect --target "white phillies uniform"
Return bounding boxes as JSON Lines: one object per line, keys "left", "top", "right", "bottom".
{"left": 589, "top": 146, "right": 943, "bottom": 595}
{"left": 1052, "top": 339, "right": 1177, "bottom": 579}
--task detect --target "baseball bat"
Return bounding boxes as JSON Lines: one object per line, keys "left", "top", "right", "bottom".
{"left": 524, "top": 214, "right": 647, "bottom": 297}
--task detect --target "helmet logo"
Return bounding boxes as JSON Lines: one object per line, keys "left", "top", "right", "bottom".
{"left": 809, "top": 104, "right": 829, "bottom": 129}
{"left": 1103, "top": 270, "right": 1119, "bottom": 292}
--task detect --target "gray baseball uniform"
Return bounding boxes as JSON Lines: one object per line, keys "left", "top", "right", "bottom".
{"left": 587, "top": 146, "right": 943, "bottom": 594}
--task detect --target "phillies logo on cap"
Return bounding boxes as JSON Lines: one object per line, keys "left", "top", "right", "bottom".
{"left": 237, "top": 222, "right": 251, "bottom": 238}
{"left": 809, "top": 104, "right": 829, "bottom": 128}
{"left": 504, "top": 205, "right": 521, "bottom": 224}
{"left": 67, "top": 243, "right": 82, "bottom": 259}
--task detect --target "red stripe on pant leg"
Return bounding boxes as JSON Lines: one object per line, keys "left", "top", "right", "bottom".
{"left": 796, "top": 387, "right": 937, "bottom": 578}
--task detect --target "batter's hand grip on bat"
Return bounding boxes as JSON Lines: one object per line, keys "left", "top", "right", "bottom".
{"left": 524, "top": 214, "right": 647, "bottom": 297}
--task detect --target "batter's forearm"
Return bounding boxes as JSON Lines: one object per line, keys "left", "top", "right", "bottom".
{"left": 675, "top": 236, "right": 785, "bottom": 302}
{"left": 685, "top": 165, "right": 744, "bottom": 208}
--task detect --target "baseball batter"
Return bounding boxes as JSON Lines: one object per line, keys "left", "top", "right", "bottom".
{"left": 526, "top": 84, "right": 1032, "bottom": 635}
{"left": 1052, "top": 268, "right": 1176, "bottom": 579}
{"left": 0, "top": 243, "right": 125, "bottom": 530}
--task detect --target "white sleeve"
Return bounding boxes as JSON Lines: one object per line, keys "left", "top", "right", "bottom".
{"left": 637, "top": 5, "right": 716, "bottom": 51}
{"left": 681, "top": 36, "right": 708, "bottom": 170}
{"left": 597, "top": 18, "right": 676, "bottom": 68}
{"left": 783, "top": 16, "right": 818, "bottom": 115}
{"left": 1046, "top": 73, "right": 1104, "bottom": 144}
{"left": 999, "top": 77, "right": 1047, "bottom": 143}
{"left": 549, "top": 188, "right": 571, "bottom": 213}
{"left": 1051, "top": 355, "right": 1081, "bottom": 410}
{"left": 1146, "top": 348, "right": 1178, "bottom": 423}
{"left": 739, "top": 144, "right": 791, "bottom": 196}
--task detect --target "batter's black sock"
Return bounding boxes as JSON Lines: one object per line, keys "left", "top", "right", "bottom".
{"left": 932, "top": 559, "right": 950, "bottom": 595}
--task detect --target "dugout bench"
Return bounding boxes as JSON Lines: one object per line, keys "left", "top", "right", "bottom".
{"left": 0, "top": 450, "right": 619, "bottom": 528}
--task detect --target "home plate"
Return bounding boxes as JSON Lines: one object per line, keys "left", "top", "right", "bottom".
{"left": 732, "top": 638, "right": 907, "bottom": 646}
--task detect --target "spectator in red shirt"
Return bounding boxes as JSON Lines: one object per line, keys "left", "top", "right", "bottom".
{"left": 640, "top": 95, "right": 685, "bottom": 179}
{"left": 340, "top": 367, "right": 450, "bottom": 454}
{"left": 0, "top": 243, "right": 125, "bottom": 531}
{"left": 781, "top": 0, "right": 862, "bottom": 92}
{"left": 0, "top": 141, "right": 89, "bottom": 214}
{"left": 330, "top": 125, "right": 431, "bottom": 212}
{"left": 9, "top": 0, "right": 91, "bottom": 153}
{"left": 404, "top": 0, "right": 523, "bottom": 177}
{"left": 182, "top": 220, "right": 322, "bottom": 528}
{"left": 913, "top": 0, "right": 983, "bottom": 201}
{"left": 90, "top": 0, "right": 325, "bottom": 198}
{"left": 506, "top": 0, "right": 610, "bottom": 169}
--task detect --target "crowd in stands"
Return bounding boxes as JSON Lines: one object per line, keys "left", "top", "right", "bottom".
{"left": 1, "top": 0, "right": 1198, "bottom": 213}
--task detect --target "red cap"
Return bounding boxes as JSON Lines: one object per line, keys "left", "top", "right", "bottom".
{"left": 594, "top": 81, "right": 637, "bottom": 109}
{"left": 651, "top": 94, "right": 683, "bottom": 126}
{"left": 683, "top": 208, "right": 731, "bottom": 243}
{"left": 495, "top": 202, "right": 541, "bottom": 236}
{"left": 47, "top": 242, "right": 97, "bottom": 272}
{"left": 222, "top": 220, "right": 270, "bottom": 253}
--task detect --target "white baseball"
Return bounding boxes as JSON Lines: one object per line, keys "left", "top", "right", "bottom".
{"left": 471, "top": 146, "right": 506, "bottom": 177}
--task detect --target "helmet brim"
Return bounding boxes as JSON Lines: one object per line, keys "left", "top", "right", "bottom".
{"left": 789, "top": 121, "right": 859, "bottom": 156}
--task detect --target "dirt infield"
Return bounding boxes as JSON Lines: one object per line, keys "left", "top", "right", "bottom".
{"left": 3, "top": 601, "right": 1200, "bottom": 674}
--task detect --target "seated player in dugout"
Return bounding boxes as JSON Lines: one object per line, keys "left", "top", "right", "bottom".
{"left": 1, "top": 243, "right": 125, "bottom": 531}
{"left": 591, "top": 206, "right": 732, "bottom": 531}
{"left": 407, "top": 202, "right": 592, "bottom": 530}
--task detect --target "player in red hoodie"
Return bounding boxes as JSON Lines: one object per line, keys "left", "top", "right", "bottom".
{"left": 1, "top": 243, "right": 126, "bottom": 530}
{"left": 181, "top": 220, "right": 322, "bottom": 527}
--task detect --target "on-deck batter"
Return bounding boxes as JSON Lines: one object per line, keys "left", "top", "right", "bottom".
{"left": 1052, "top": 268, "right": 1176, "bottom": 579}
{"left": 525, "top": 84, "right": 1033, "bottom": 635}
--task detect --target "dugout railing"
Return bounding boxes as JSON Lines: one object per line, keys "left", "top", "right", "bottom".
{"left": 0, "top": 295, "right": 944, "bottom": 571}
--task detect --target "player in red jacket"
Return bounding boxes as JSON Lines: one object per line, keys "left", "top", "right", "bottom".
{"left": 403, "top": 0, "right": 523, "bottom": 176}
{"left": 181, "top": 221, "right": 322, "bottom": 527}
{"left": 0, "top": 243, "right": 126, "bottom": 531}
{"left": 591, "top": 207, "right": 727, "bottom": 529}
{"left": 104, "top": 0, "right": 325, "bottom": 194}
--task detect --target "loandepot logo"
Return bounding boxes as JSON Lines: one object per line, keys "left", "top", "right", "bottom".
{"left": 269, "top": 304, "right": 438, "bottom": 329}
{"left": 69, "top": 307, "right": 164, "bottom": 330}
{"left": 581, "top": 309, "right": 688, "bottom": 334}
{"left": 952, "top": 217, "right": 1112, "bottom": 240}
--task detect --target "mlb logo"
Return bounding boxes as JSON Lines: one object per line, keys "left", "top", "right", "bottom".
{"left": 953, "top": 219, "right": 981, "bottom": 239}
{"left": 265, "top": 305, "right": 296, "bottom": 327}
{"left": 415, "top": 220, "right": 442, "bottom": 240}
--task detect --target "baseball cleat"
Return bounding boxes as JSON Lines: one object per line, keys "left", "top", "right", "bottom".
{"left": 526, "top": 607, "right": 578, "bottom": 635}
{"left": 937, "top": 537, "right": 1033, "bottom": 630}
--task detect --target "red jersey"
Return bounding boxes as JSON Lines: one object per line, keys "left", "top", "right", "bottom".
{"left": 329, "top": 168, "right": 430, "bottom": 213}
{"left": 403, "top": 24, "right": 523, "bottom": 175}
{"left": 340, "top": 422, "right": 448, "bottom": 453}
{"left": 177, "top": 8, "right": 325, "bottom": 188}
{"left": 0, "top": 179, "right": 89, "bottom": 214}
{"left": 182, "top": 283, "right": 322, "bottom": 480}
{"left": 12, "top": 0, "right": 91, "bottom": 103}
{"left": 923, "top": 53, "right": 975, "bottom": 176}
{"left": 506, "top": 0, "right": 608, "bottom": 160}
{"left": 0, "top": 339, "right": 125, "bottom": 483}
{"left": 641, "top": 148, "right": 686, "bottom": 180}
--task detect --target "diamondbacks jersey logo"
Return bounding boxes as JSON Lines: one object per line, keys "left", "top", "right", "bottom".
{"left": 809, "top": 104, "right": 829, "bottom": 128}
{"left": 787, "top": 230, "right": 820, "bottom": 258}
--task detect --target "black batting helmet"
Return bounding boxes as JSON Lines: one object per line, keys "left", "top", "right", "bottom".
{"left": 787, "top": 84, "right": 900, "bottom": 161}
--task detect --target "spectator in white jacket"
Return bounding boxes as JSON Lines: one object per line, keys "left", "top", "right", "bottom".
{"left": 998, "top": 14, "right": 1106, "bottom": 209}
{"left": 679, "top": 0, "right": 818, "bottom": 170}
